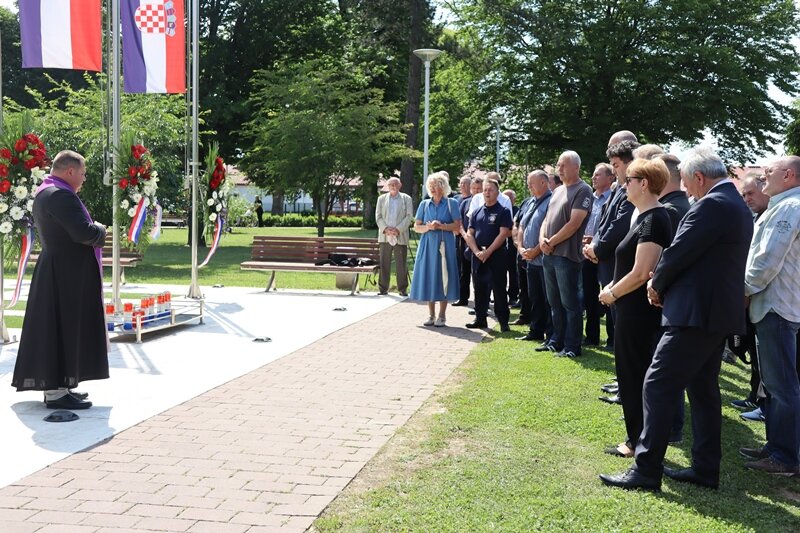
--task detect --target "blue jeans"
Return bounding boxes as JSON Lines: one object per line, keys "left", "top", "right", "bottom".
{"left": 542, "top": 255, "right": 582, "bottom": 353}
{"left": 755, "top": 312, "right": 800, "bottom": 468}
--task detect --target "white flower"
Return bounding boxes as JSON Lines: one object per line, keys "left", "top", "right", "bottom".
{"left": 132, "top": 193, "right": 142, "bottom": 203}
{"left": 9, "top": 206, "right": 24, "bottom": 220}
{"left": 208, "top": 213, "right": 217, "bottom": 222}
{"left": 0, "top": 222, "right": 12, "bottom": 234}
{"left": 212, "top": 191, "right": 218, "bottom": 199}
{"left": 26, "top": 200, "right": 34, "bottom": 212}
{"left": 0, "top": 203, "right": 8, "bottom": 214}
{"left": 144, "top": 197, "right": 151, "bottom": 207}
{"left": 207, "top": 199, "right": 215, "bottom": 206}
{"left": 120, "top": 199, "right": 129, "bottom": 209}
{"left": 14, "top": 186, "right": 28, "bottom": 200}
{"left": 19, "top": 177, "right": 27, "bottom": 184}
{"left": 128, "top": 208, "right": 137, "bottom": 217}
{"left": 216, "top": 203, "right": 222, "bottom": 212}
{"left": 30, "top": 168, "right": 46, "bottom": 181}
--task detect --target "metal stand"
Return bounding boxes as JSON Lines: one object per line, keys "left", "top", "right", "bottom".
{"left": 0, "top": 243, "right": 12, "bottom": 343}
{"left": 110, "top": 0, "right": 122, "bottom": 308}
{"left": 109, "top": 299, "right": 204, "bottom": 344}
{"left": 186, "top": 0, "right": 202, "bottom": 299}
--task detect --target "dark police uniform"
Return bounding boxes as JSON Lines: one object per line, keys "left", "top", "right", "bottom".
{"left": 469, "top": 202, "right": 514, "bottom": 326}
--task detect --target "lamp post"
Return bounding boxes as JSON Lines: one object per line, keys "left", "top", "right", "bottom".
{"left": 413, "top": 48, "right": 442, "bottom": 199}
{"left": 490, "top": 114, "right": 505, "bottom": 173}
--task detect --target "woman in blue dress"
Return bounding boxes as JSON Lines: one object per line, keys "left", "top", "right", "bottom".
{"left": 410, "top": 172, "right": 462, "bottom": 327}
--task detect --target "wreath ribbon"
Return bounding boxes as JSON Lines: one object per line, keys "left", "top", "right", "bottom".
{"left": 4, "top": 226, "right": 35, "bottom": 309}
{"left": 149, "top": 202, "right": 163, "bottom": 240}
{"left": 127, "top": 198, "right": 148, "bottom": 244}
{"left": 199, "top": 215, "right": 224, "bottom": 268}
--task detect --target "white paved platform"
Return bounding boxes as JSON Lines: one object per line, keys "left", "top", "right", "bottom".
{"left": 0, "top": 283, "right": 402, "bottom": 489}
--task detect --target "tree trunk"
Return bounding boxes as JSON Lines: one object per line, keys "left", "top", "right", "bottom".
{"left": 316, "top": 196, "right": 326, "bottom": 237}
{"left": 271, "top": 189, "right": 285, "bottom": 215}
{"left": 399, "top": 0, "right": 425, "bottom": 203}
{"left": 362, "top": 186, "right": 377, "bottom": 229}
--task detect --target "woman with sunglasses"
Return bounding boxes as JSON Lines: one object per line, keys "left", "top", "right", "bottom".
{"left": 599, "top": 158, "right": 673, "bottom": 458}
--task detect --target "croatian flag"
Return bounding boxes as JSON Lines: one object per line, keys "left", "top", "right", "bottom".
{"left": 122, "top": 0, "right": 186, "bottom": 93}
{"left": 19, "top": 0, "right": 102, "bottom": 71}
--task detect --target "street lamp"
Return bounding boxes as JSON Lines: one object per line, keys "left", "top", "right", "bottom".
{"left": 413, "top": 48, "right": 442, "bottom": 198}
{"left": 490, "top": 114, "right": 505, "bottom": 173}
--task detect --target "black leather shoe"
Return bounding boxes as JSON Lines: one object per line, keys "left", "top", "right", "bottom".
{"left": 465, "top": 320, "right": 488, "bottom": 329}
{"left": 599, "top": 394, "right": 622, "bottom": 405}
{"left": 44, "top": 390, "right": 89, "bottom": 402}
{"left": 516, "top": 333, "right": 544, "bottom": 341}
{"left": 600, "top": 383, "right": 619, "bottom": 394}
{"left": 45, "top": 394, "right": 92, "bottom": 410}
{"left": 663, "top": 467, "right": 718, "bottom": 489}
{"left": 500, "top": 324, "right": 510, "bottom": 332}
{"left": 512, "top": 317, "right": 530, "bottom": 325}
{"left": 599, "top": 469, "right": 661, "bottom": 491}
{"left": 452, "top": 300, "right": 468, "bottom": 307}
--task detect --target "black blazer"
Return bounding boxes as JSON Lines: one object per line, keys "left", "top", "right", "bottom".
{"left": 594, "top": 185, "right": 634, "bottom": 284}
{"left": 651, "top": 182, "right": 753, "bottom": 335}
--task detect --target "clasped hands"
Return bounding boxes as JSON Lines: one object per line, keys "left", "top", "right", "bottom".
{"left": 582, "top": 242, "right": 599, "bottom": 264}
{"left": 646, "top": 272, "right": 662, "bottom": 307}
{"left": 383, "top": 227, "right": 400, "bottom": 237}
{"left": 426, "top": 219, "right": 445, "bottom": 231}
{"left": 539, "top": 237, "right": 554, "bottom": 255}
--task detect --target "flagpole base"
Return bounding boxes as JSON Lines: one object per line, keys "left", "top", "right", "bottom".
{"left": 186, "top": 281, "right": 203, "bottom": 299}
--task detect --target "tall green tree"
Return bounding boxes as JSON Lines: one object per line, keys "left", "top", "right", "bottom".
{"left": 450, "top": 0, "right": 800, "bottom": 166}
{"left": 240, "top": 58, "right": 412, "bottom": 236}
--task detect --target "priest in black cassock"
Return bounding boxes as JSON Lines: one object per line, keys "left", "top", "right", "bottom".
{"left": 12, "top": 150, "right": 108, "bottom": 410}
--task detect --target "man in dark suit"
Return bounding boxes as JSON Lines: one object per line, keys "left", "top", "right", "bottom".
{"left": 600, "top": 147, "right": 753, "bottom": 491}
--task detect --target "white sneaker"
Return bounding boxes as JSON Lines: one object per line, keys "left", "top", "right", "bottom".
{"left": 434, "top": 317, "right": 446, "bottom": 327}
{"left": 423, "top": 316, "right": 435, "bottom": 326}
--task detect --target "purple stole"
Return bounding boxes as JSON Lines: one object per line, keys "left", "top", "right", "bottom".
{"left": 36, "top": 176, "right": 103, "bottom": 277}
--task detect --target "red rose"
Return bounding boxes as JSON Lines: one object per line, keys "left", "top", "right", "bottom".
{"left": 131, "top": 177, "right": 139, "bottom": 186}
{"left": 0, "top": 165, "right": 7, "bottom": 177}
{"left": 24, "top": 158, "right": 38, "bottom": 170}
{"left": 128, "top": 166, "right": 137, "bottom": 177}
{"left": 141, "top": 172, "right": 150, "bottom": 181}
{"left": 119, "top": 178, "right": 129, "bottom": 189}
{"left": 14, "top": 139, "right": 27, "bottom": 152}
{"left": 0, "top": 180, "right": 10, "bottom": 193}
{"left": 0, "top": 148, "right": 11, "bottom": 160}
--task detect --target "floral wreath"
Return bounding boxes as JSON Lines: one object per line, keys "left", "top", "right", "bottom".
{"left": 0, "top": 125, "right": 48, "bottom": 246}
{"left": 197, "top": 142, "right": 231, "bottom": 267}
{"left": 114, "top": 134, "right": 159, "bottom": 251}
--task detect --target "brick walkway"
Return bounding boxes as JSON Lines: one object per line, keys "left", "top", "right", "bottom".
{"left": 0, "top": 301, "right": 485, "bottom": 532}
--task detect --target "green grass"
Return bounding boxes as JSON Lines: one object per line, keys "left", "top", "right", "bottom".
{"left": 315, "top": 327, "right": 800, "bottom": 532}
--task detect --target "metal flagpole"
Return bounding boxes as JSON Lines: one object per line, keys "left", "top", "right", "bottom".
{"left": 186, "top": 0, "right": 202, "bottom": 298}
{"left": 111, "top": 0, "right": 122, "bottom": 308}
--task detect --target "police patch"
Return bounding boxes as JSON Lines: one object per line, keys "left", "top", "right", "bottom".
{"left": 776, "top": 220, "right": 791, "bottom": 234}
{"left": 488, "top": 213, "right": 498, "bottom": 224}
{"left": 582, "top": 197, "right": 591, "bottom": 209}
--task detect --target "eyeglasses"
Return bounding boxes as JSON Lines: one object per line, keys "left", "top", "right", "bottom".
{"left": 625, "top": 176, "right": 645, "bottom": 185}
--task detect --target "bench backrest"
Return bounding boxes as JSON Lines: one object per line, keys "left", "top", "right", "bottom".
{"left": 103, "top": 234, "right": 144, "bottom": 260}
{"left": 250, "top": 236, "right": 379, "bottom": 264}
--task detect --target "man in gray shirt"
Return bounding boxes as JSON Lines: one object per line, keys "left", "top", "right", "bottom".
{"left": 538, "top": 151, "right": 593, "bottom": 358}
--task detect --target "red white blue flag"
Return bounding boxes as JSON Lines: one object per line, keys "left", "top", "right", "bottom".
{"left": 122, "top": 0, "right": 186, "bottom": 93}
{"left": 19, "top": 0, "right": 102, "bottom": 71}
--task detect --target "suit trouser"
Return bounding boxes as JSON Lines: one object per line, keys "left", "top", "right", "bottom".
{"left": 582, "top": 261, "right": 601, "bottom": 343}
{"left": 525, "top": 264, "right": 551, "bottom": 338}
{"left": 614, "top": 312, "right": 662, "bottom": 446}
{"left": 506, "top": 244, "right": 520, "bottom": 302}
{"left": 473, "top": 254, "right": 510, "bottom": 326}
{"left": 456, "top": 237, "right": 471, "bottom": 303}
{"left": 634, "top": 326, "right": 725, "bottom": 479}
{"left": 516, "top": 257, "right": 531, "bottom": 320}
{"left": 378, "top": 242, "right": 408, "bottom": 293}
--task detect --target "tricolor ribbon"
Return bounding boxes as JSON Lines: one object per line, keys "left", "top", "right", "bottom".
{"left": 149, "top": 202, "right": 162, "bottom": 240}
{"left": 127, "top": 198, "right": 148, "bottom": 244}
{"left": 5, "top": 226, "right": 36, "bottom": 309}
{"left": 199, "top": 215, "right": 224, "bottom": 268}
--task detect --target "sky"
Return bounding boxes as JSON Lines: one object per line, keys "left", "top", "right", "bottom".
{"left": 0, "top": 0, "right": 796, "bottom": 164}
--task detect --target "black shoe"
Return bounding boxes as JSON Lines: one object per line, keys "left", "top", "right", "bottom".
{"left": 378, "top": 291, "right": 388, "bottom": 295}
{"left": 555, "top": 349, "right": 581, "bottom": 358}
{"left": 512, "top": 317, "right": 530, "bottom": 326}
{"left": 739, "top": 446, "right": 770, "bottom": 460}
{"left": 516, "top": 333, "right": 544, "bottom": 341}
{"left": 599, "top": 469, "right": 661, "bottom": 491}
{"left": 43, "top": 390, "right": 89, "bottom": 402}
{"left": 663, "top": 467, "right": 718, "bottom": 489}
{"left": 600, "top": 384, "right": 619, "bottom": 394}
{"left": 535, "top": 343, "right": 558, "bottom": 352}
{"left": 599, "top": 394, "right": 622, "bottom": 405}
{"left": 45, "top": 393, "right": 93, "bottom": 410}
{"left": 399, "top": 291, "right": 408, "bottom": 297}
{"left": 465, "top": 320, "right": 488, "bottom": 329}
{"left": 468, "top": 309, "right": 476, "bottom": 315}
{"left": 452, "top": 300, "right": 469, "bottom": 307}
{"left": 500, "top": 324, "right": 510, "bottom": 333}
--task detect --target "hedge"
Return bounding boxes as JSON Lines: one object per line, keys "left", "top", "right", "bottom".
{"left": 260, "top": 214, "right": 363, "bottom": 227}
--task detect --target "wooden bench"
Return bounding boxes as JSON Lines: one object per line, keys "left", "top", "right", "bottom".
{"left": 240, "top": 236, "right": 380, "bottom": 294}
{"left": 30, "top": 234, "right": 144, "bottom": 283}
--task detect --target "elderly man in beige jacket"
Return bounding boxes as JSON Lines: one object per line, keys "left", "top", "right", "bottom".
{"left": 375, "top": 177, "right": 414, "bottom": 295}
